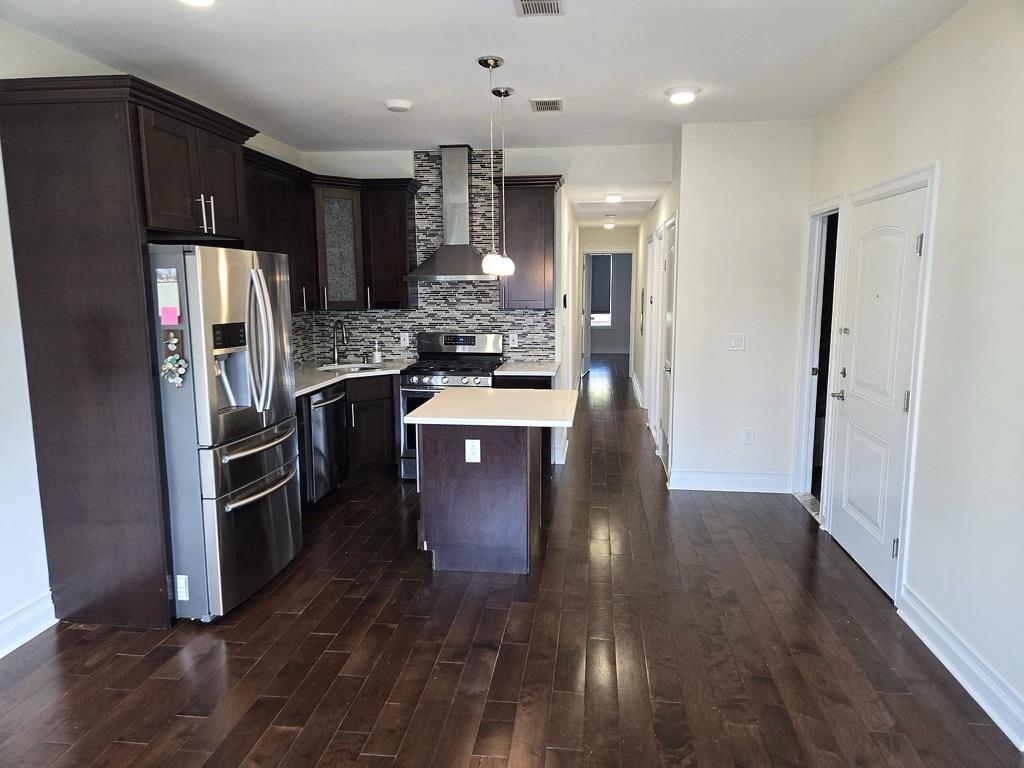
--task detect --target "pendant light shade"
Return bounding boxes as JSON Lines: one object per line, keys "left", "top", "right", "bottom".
{"left": 481, "top": 251, "right": 505, "bottom": 275}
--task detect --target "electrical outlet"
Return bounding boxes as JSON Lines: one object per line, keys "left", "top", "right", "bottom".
{"left": 728, "top": 333, "right": 746, "bottom": 351}
{"left": 399, "top": 332, "right": 410, "bottom": 346}
{"left": 509, "top": 332, "right": 519, "bottom": 348}
{"left": 465, "top": 439, "right": 481, "bottom": 463}
{"left": 742, "top": 428, "right": 755, "bottom": 446}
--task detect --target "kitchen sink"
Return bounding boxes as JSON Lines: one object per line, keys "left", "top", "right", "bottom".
{"left": 316, "top": 363, "right": 381, "bottom": 373}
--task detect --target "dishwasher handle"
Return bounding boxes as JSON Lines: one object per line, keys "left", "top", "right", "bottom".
{"left": 312, "top": 392, "right": 347, "bottom": 410}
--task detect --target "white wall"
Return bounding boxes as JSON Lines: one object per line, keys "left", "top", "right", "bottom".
{"left": 669, "top": 120, "right": 813, "bottom": 491}
{"left": 302, "top": 150, "right": 414, "bottom": 178}
{"left": 507, "top": 145, "right": 673, "bottom": 184}
{"left": 552, "top": 185, "right": 578, "bottom": 461}
{"left": 811, "top": 0, "right": 1024, "bottom": 747}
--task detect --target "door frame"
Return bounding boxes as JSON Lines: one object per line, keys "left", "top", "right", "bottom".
{"left": 644, "top": 225, "right": 666, "bottom": 444}
{"left": 812, "top": 163, "right": 940, "bottom": 609}
{"left": 657, "top": 216, "right": 678, "bottom": 474}
{"left": 793, "top": 196, "right": 843, "bottom": 496}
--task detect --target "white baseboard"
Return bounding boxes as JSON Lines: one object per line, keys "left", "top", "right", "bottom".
{"left": 898, "top": 586, "right": 1024, "bottom": 750}
{"left": 629, "top": 371, "right": 645, "bottom": 408}
{"left": 0, "top": 592, "right": 56, "bottom": 660}
{"left": 667, "top": 469, "right": 793, "bottom": 493}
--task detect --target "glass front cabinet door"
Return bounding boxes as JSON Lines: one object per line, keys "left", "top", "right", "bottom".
{"left": 314, "top": 185, "right": 365, "bottom": 310}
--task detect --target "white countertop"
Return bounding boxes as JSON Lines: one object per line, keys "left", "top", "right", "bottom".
{"left": 293, "top": 359, "right": 411, "bottom": 397}
{"left": 404, "top": 387, "right": 578, "bottom": 428}
{"left": 494, "top": 360, "right": 560, "bottom": 377}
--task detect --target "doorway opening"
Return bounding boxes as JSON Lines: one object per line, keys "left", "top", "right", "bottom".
{"left": 811, "top": 212, "right": 839, "bottom": 498}
{"left": 586, "top": 252, "right": 632, "bottom": 354}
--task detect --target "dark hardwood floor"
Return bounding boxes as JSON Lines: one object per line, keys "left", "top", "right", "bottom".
{"left": 0, "top": 354, "right": 1019, "bottom": 767}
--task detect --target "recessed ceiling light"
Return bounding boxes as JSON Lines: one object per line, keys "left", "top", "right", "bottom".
{"left": 603, "top": 222, "right": 616, "bottom": 230}
{"left": 384, "top": 99, "right": 413, "bottom": 113}
{"left": 666, "top": 86, "right": 701, "bottom": 105}
{"left": 605, "top": 194, "right": 623, "bottom": 204}
{"left": 178, "top": 0, "right": 215, "bottom": 7}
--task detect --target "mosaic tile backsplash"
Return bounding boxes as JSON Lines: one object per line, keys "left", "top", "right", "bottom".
{"left": 292, "top": 148, "right": 556, "bottom": 364}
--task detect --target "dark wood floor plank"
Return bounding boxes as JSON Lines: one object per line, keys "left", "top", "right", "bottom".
{"left": 0, "top": 355, "right": 1016, "bottom": 768}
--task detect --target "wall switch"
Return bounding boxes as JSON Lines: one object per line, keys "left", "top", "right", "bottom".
{"left": 509, "top": 332, "right": 519, "bottom": 348}
{"left": 399, "top": 332, "right": 410, "bottom": 347}
{"left": 175, "top": 574, "right": 189, "bottom": 601}
{"left": 727, "top": 333, "right": 746, "bottom": 351}
{"left": 465, "top": 439, "right": 481, "bottom": 463}
{"left": 742, "top": 428, "right": 755, "bottom": 446}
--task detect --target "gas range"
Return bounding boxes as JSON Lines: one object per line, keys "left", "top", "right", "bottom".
{"left": 400, "top": 333, "right": 504, "bottom": 390}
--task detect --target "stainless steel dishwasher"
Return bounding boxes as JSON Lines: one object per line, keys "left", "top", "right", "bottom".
{"left": 297, "top": 383, "right": 349, "bottom": 504}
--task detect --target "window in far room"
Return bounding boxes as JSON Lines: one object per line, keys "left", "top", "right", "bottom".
{"left": 590, "top": 252, "right": 613, "bottom": 327}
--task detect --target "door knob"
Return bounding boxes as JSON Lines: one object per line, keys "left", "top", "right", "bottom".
{"left": 830, "top": 390, "right": 846, "bottom": 401}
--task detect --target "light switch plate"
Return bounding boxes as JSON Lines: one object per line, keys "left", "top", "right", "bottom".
{"left": 465, "top": 439, "right": 481, "bottom": 463}
{"left": 509, "top": 332, "right": 519, "bottom": 348}
{"left": 727, "top": 333, "right": 746, "bottom": 351}
{"left": 742, "top": 428, "right": 755, "bottom": 445}
{"left": 399, "top": 332, "right": 410, "bottom": 346}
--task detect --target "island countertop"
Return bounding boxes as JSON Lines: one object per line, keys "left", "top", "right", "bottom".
{"left": 404, "top": 387, "right": 577, "bottom": 428}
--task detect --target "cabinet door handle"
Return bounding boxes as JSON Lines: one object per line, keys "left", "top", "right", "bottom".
{"left": 301, "top": 286, "right": 307, "bottom": 312}
{"left": 323, "top": 286, "right": 329, "bottom": 310}
{"left": 197, "top": 193, "right": 208, "bottom": 233}
{"left": 366, "top": 286, "right": 372, "bottom": 309}
{"left": 350, "top": 403, "right": 356, "bottom": 428}
{"left": 208, "top": 195, "right": 217, "bottom": 234}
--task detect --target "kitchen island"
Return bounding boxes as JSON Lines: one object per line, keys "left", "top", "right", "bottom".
{"left": 405, "top": 387, "right": 577, "bottom": 573}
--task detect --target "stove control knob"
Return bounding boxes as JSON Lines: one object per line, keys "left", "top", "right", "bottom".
{"left": 473, "top": 377, "right": 481, "bottom": 385}
{"left": 409, "top": 375, "right": 418, "bottom": 384}
{"left": 441, "top": 376, "right": 449, "bottom": 385}
{"left": 461, "top": 377, "right": 469, "bottom": 385}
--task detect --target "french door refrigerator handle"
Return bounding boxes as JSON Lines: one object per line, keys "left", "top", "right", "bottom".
{"left": 224, "top": 468, "right": 297, "bottom": 512}
{"left": 246, "top": 269, "right": 263, "bottom": 407}
{"left": 255, "top": 267, "right": 276, "bottom": 410}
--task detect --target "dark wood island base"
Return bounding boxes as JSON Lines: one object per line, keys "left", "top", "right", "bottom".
{"left": 418, "top": 424, "right": 542, "bottom": 573}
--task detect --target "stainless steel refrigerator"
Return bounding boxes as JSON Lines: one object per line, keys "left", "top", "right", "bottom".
{"left": 148, "top": 245, "right": 301, "bottom": 622}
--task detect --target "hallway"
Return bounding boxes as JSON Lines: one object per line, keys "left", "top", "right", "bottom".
{"left": 0, "top": 355, "right": 1017, "bottom": 767}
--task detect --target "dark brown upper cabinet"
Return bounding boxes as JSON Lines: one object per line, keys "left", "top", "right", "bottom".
{"left": 314, "top": 182, "right": 365, "bottom": 310}
{"left": 244, "top": 149, "right": 318, "bottom": 313}
{"left": 139, "top": 106, "right": 246, "bottom": 238}
{"left": 361, "top": 179, "right": 420, "bottom": 309}
{"left": 502, "top": 175, "right": 563, "bottom": 310}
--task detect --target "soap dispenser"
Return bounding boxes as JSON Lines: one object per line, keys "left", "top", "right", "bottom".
{"left": 372, "top": 339, "right": 382, "bottom": 364}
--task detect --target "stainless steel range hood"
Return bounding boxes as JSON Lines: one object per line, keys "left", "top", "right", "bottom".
{"left": 406, "top": 145, "right": 497, "bottom": 283}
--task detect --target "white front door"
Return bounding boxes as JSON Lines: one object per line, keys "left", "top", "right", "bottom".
{"left": 828, "top": 186, "right": 927, "bottom": 597}
{"left": 658, "top": 222, "right": 677, "bottom": 464}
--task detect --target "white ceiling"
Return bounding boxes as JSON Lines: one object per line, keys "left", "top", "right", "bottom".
{"left": 0, "top": 0, "right": 964, "bottom": 152}
{"left": 567, "top": 182, "right": 668, "bottom": 227}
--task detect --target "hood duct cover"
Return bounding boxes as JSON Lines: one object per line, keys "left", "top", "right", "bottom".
{"left": 406, "top": 145, "right": 496, "bottom": 282}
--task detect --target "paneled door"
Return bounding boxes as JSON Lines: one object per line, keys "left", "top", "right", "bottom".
{"left": 828, "top": 185, "right": 927, "bottom": 597}
{"left": 658, "top": 222, "right": 677, "bottom": 465}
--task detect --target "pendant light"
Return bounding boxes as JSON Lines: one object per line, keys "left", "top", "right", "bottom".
{"left": 493, "top": 85, "right": 516, "bottom": 277}
{"left": 478, "top": 56, "right": 505, "bottom": 276}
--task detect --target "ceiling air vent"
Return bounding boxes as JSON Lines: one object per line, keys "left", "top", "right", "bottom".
{"left": 515, "top": 0, "right": 565, "bottom": 17}
{"left": 530, "top": 98, "right": 564, "bottom": 112}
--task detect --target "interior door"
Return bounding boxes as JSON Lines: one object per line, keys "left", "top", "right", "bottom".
{"left": 581, "top": 254, "right": 592, "bottom": 378}
{"left": 828, "top": 186, "right": 926, "bottom": 597}
{"left": 658, "top": 222, "right": 677, "bottom": 462}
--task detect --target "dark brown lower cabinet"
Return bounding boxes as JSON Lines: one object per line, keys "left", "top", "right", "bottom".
{"left": 493, "top": 375, "right": 553, "bottom": 476}
{"left": 346, "top": 376, "right": 397, "bottom": 472}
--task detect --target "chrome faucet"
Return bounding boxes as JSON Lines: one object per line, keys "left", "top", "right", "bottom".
{"left": 333, "top": 320, "right": 347, "bottom": 364}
